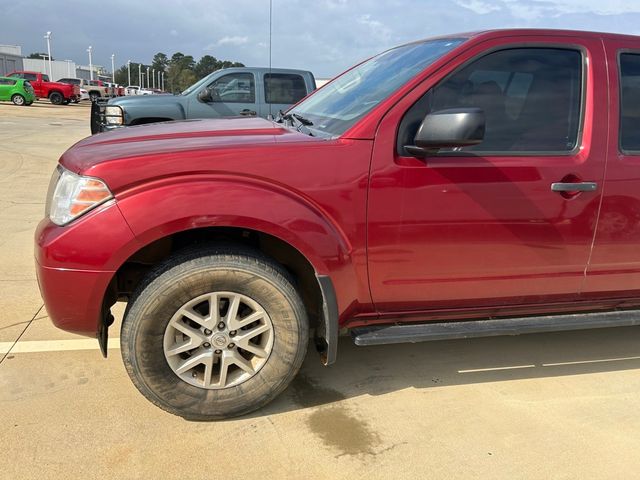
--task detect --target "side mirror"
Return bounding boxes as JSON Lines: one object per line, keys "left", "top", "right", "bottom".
{"left": 405, "top": 108, "right": 485, "bottom": 157}
{"left": 197, "top": 88, "right": 213, "bottom": 103}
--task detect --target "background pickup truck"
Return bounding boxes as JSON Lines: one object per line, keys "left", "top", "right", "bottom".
{"left": 90, "top": 67, "right": 315, "bottom": 133}
{"left": 7, "top": 71, "right": 79, "bottom": 105}
{"left": 58, "top": 78, "right": 113, "bottom": 102}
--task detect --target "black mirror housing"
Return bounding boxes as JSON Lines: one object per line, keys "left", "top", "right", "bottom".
{"left": 406, "top": 108, "right": 485, "bottom": 157}
{"left": 197, "top": 88, "right": 213, "bottom": 103}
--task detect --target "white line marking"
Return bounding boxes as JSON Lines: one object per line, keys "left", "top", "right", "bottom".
{"left": 542, "top": 356, "right": 640, "bottom": 367}
{"left": 458, "top": 364, "right": 536, "bottom": 373}
{"left": 0, "top": 338, "right": 120, "bottom": 354}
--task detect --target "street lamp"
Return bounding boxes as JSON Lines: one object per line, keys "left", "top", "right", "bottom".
{"left": 138, "top": 63, "right": 141, "bottom": 89}
{"left": 44, "top": 31, "right": 52, "bottom": 79}
{"left": 146, "top": 66, "right": 150, "bottom": 89}
{"left": 152, "top": 68, "right": 155, "bottom": 89}
{"left": 111, "top": 54, "right": 115, "bottom": 83}
{"left": 87, "top": 46, "right": 93, "bottom": 80}
{"left": 127, "top": 60, "right": 131, "bottom": 86}
{"left": 162, "top": 71, "right": 165, "bottom": 92}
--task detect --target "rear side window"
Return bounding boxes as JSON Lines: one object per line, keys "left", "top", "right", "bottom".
{"left": 0, "top": 79, "right": 16, "bottom": 86}
{"left": 619, "top": 53, "right": 640, "bottom": 152}
{"left": 264, "top": 73, "right": 307, "bottom": 104}
{"left": 23, "top": 73, "right": 38, "bottom": 81}
{"left": 398, "top": 48, "right": 583, "bottom": 154}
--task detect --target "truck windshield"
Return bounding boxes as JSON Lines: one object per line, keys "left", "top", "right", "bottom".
{"left": 181, "top": 73, "right": 215, "bottom": 96}
{"left": 288, "top": 38, "right": 465, "bottom": 137}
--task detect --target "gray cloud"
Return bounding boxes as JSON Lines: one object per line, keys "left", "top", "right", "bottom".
{"left": 2, "top": 0, "right": 640, "bottom": 78}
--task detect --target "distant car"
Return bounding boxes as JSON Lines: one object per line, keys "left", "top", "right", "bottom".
{"left": 79, "top": 88, "right": 90, "bottom": 102}
{"left": 0, "top": 76, "right": 36, "bottom": 106}
{"left": 8, "top": 71, "right": 79, "bottom": 105}
{"left": 124, "top": 85, "right": 140, "bottom": 96}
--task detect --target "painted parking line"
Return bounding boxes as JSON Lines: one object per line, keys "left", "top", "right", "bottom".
{"left": 0, "top": 338, "right": 120, "bottom": 354}
{"left": 458, "top": 364, "right": 536, "bottom": 373}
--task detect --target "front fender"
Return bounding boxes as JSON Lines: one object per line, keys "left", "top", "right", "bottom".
{"left": 115, "top": 175, "right": 352, "bottom": 276}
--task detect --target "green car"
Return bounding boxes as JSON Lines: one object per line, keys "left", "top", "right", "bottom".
{"left": 0, "top": 76, "right": 36, "bottom": 106}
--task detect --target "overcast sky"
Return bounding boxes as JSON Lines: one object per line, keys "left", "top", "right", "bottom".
{"left": 2, "top": 0, "right": 640, "bottom": 78}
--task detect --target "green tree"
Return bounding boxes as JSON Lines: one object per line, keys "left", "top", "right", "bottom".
{"left": 151, "top": 53, "right": 169, "bottom": 73}
{"left": 28, "top": 52, "right": 53, "bottom": 60}
{"left": 195, "top": 55, "right": 219, "bottom": 78}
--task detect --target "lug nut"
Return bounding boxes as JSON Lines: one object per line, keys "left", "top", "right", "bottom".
{"left": 218, "top": 322, "right": 226, "bottom": 330}
{"left": 229, "top": 330, "right": 237, "bottom": 337}
{"left": 192, "top": 372, "right": 197, "bottom": 378}
{"left": 204, "top": 329, "right": 212, "bottom": 335}
{"left": 203, "top": 342, "right": 211, "bottom": 348}
{"left": 215, "top": 349, "right": 222, "bottom": 354}
{"left": 228, "top": 343, "right": 235, "bottom": 349}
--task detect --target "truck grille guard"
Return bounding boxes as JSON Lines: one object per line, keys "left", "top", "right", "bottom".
{"left": 90, "top": 98, "right": 111, "bottom": 135}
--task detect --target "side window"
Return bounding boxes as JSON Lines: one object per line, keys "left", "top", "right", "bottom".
{"left": 8, "top": 73, "right": 23, "bottom": 79}
{"left": 41, "top": 74, "right": 50, "bottom": 82}
{"left": 619, "top": 53, "right": 640, "bottom": 152}
{"left": 264, "top": 74, "right": 307, "bottom": 104}
{"left": 23, "top": 73, "right": 38, "bottom": 82}
{"left": 0, "top": 79, "right": 16, "bottom": 86}
{"left": 208, "top": 73, "right": 255, "bottom": 103}
{"left": 398, "top": 48, "right": 583, "bottom": 154}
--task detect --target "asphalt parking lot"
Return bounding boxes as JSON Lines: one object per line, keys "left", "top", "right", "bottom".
{"left": 2, "top": 101, "right": 640, "bottom": 479}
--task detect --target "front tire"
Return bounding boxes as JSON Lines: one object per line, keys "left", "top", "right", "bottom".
{"left": 121, "top": 247, "right": 309, "bottom": 420}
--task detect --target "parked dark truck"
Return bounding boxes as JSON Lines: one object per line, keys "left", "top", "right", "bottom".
{"left": 90, "top": 67, "right": 316, "bottom": 133}
{"left": 36, "top": 29, "right": 640, "bottom": 420}
{"left": 8, "top": 71, "right": 80, "bottom": 104}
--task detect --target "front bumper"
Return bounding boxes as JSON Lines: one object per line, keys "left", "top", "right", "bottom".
{"left": 35, "top": 259, "right": 114, "bottom": 336}
{"left": 34, "top": 202, "right": 139, "bottom": 336}
{"left": 90, "top": 100, "right": 124, "bottom": 134}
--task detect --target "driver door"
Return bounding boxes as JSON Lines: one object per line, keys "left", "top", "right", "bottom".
{"left": 367, "top": 36, "right": 608, "bottom": 314}
{"left": 187, "top": 72, "right": 258, "bottom": 118}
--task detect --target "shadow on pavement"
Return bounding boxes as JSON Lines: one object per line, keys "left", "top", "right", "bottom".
{"left": 259, "top": 325, "right": 640, "bottom": 415}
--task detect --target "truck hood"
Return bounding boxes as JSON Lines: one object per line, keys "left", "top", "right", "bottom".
{"left": 60, "top": 117, "right": 323, "bottom": 189}
{"left": 108, "top": 94, "right": 179, "bottom": 108}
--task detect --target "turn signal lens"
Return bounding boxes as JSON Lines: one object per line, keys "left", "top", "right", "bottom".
{"left": 47, "top": 167, "right": 113, "bottom": 225}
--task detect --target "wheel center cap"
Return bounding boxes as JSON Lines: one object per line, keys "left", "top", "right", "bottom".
{"left": 212, "top": 333, "right": 229, "bottom": 348}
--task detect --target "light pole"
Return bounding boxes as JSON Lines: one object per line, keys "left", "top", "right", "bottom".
{"left": 141, "top": 73, "right": 145, "bottom": 91}
{"left": 152, "top": 68, "right": 155, "bottom": 89}
{"left": 158, "top": 70, "right": 161, "bottom": 90}
{"left": 146, "top": 66, "right": 150, "bottom": 88}
{"left": 138, "top": 63, "right": 141, "bottom": 88}
{"left": 127, "top": 60, "right": 131, "bottom": 86}
{"left": 111, "top": 54, "right": 115, "bottom": 83}
{"left": 87, "top": 46, "right": 93, "bottom": 80}
{"left": 162, "top": 71, "right": 165, "bottom": 92}
{"left": 44, "top": 31, "right": 52, "bottom": 79}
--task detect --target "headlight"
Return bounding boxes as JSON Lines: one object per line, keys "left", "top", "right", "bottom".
{"left": 46, "top": 166, "right": 113, "bottom": 226}
{"left": 104, "top": 105, "right": 123, "bottom": 125}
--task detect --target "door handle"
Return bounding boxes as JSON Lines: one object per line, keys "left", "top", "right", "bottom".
{"left": 551, "top": 182, "right": 598, "bottom": 192}
{"left": 240, "top": 109, "right": 256, "bottom": 116}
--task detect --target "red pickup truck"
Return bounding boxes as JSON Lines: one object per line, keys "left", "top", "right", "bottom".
{"left": 8, "top": 71, "right": 79, "bottom": 105}
{"left": 36, "top": 29, "right": 640, "bottom": 420}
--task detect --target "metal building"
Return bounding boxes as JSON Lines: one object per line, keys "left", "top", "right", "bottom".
{"left": 0, "top": 45, "right": 24, "bottom": 76}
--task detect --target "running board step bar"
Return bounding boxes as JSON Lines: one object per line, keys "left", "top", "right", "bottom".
{"left": 351, "top": 310, "right": 640, "bottom": 346}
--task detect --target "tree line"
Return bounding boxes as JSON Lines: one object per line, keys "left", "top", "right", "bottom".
{"left": 113, "top": 52, "right": 244, "bottom": 92}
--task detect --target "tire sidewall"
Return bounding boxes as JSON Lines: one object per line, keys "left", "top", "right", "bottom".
{"left": 122, "top": 256, "right": 308, "bottom": 419}
{"left": 11, "top": 94, "right": 24, "bottom": 106}
{"left": 49, "top": 92, "right": 62, "bottom": 105}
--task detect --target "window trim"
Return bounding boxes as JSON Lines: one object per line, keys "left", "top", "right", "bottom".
{"left": 397, "top": 43, "right": 588, "bottom": 158}
{"left": 617, "top": 49, "right": 640, "bottom": 155}
{"left": 207, "top": 72, "right": 256, "bottom": 104}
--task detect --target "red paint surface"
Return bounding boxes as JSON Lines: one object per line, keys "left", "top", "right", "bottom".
{"left": 34, "top": 30, "right": 640, "bottom": 337}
